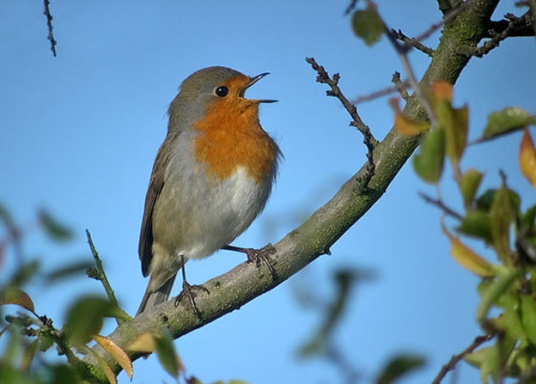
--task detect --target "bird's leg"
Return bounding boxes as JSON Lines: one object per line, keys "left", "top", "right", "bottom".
{"left": 174, "top": 255, "right": 209, "bottom": 319}
{"left": 222, "top": 244, "right": 277, "bottom": 279}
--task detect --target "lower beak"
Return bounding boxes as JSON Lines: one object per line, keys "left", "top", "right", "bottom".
{"left": 241, "top": 72, "right": 277, "bottom": 103}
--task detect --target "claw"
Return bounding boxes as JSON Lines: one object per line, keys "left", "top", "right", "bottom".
{"left": 174, "top": 281, "right": 209, "bottom": 320}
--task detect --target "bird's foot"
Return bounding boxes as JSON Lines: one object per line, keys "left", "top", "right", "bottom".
{"left": 245, "top": 246, "right": 277, "bottom": 280}
{"left": 223, "top": 244, "right": 278, "bottom": 280}
{"left": 174, "top": 280, "right": 209, "bottom": 319}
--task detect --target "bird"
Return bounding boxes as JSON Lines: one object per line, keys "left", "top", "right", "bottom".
{"left": 137, "top": 66, "right": 281, "bottom": 315}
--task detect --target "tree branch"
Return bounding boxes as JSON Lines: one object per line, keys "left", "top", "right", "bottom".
{"left": 81, "top": 0, "right": 504, "bottom": 381}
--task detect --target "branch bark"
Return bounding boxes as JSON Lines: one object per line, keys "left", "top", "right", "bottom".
{"left": 82, "top": 0, "right": 505, "bottom": 381}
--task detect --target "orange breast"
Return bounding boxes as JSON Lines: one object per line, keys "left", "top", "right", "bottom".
{"left": 192, "top": 76, "right": 276, "bottom": 184}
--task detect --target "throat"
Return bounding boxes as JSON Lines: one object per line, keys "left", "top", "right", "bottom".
{"left": 192, "top": 111, "right": 276, "bottom": 183}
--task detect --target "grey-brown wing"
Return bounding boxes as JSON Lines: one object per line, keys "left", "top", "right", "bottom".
{"left": 138, "top": 136, "right": 173, "bottom": 277}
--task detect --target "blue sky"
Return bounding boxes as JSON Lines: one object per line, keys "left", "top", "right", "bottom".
{"left": 1, "top": 1, "right": 535, "bottom": 383}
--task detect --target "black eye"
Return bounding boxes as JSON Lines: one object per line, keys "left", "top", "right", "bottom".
{"left": 215, "top": 86, "right": 229, "bottom": 97}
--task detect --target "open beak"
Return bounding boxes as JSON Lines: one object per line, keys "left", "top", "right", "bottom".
{"left": 241, "top": 72, "right": 277, "bottom": 103}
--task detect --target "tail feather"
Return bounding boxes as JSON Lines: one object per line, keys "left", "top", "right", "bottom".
{"left": 136, "top": 273, "right": 177, "bottom": 315}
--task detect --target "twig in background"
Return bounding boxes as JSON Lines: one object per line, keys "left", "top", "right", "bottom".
{"left": 43, "top": 0, "right": 57, "bottom": 57}
{"left": 418, "top": 193, "right": 464, "bottom": 221}
{"left": 431, "top": 334, "right": 493, "bottom": 384}
{"left": 344, "top": 0, "right": 360, "bottom": 15}
{"left": 353, "top": 79, "right": 410, "bottom": 105}
{"left": 390, "top": 29, "right": 435, "bottom": 57}
{"left": 392, "top": 72, "right": 410, "bottom": 102}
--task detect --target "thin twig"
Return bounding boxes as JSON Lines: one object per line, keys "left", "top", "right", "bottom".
{"left": 419, "top": 193, "right": 464, "bottom": 221}
{"left": 344, "top": 0, "right": 360, "bottom": 15}
{"left": 391, "top": 72, "right": 410, "bottom": 101}
{"left": 390, "top": 29, "right": 435, "bottom": 56}
{"left": 353, "top": 79, "right": 410, "bottom": 105}
{"left": 382, "top": 26, "right": 439, "bottom": 126}
{"left": 43, "top": 0, "right": 57, "bottom": 57}
{"left": 431, "top": 334, "right": 493, "bottom": 384}
{"left": 362, "top": 0, "right": 438, "bottom": 126}
{"left": 414, "top": 2, "right": 470, "bottom": 44}
{"left": 306, "top": 57, "right": 376, "bottom": 186}
{"left": 474, "top": 12, "right": 534, "bottom": 57}
{"left": 86, "top": 230, "right": 130, "bottom": 325}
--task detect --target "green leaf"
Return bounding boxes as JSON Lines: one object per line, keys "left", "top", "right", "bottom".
{"left": 460, "top": 168, "right": 483, "bottom": 207}
{"left": 47, "top": 364, "right": 82, "bottom": 384}
{"left": 465, "top": 345, "right": 499, "bottom": 384}
{"left": 0, "top": 202, "right": 15, "bottom": 228}
{"left": 0, "top": 366, "right": 35, "bottom": 384}
{"left": 64, "top": 296, "right": 112, "bottom": 346}
{"left": 503, "top": 293, "right": 526, "bottom": 341}
{"left": 38, "top": 333, "right": 55, "bottom": 352}
{"left": 521, "top": 204, "right": 536, "bottom": 229}
{"left": 477, "top": 269, "right": 522, "bottom": 323}
{"left": 479, "top": 107, "right": 536, "bottom": 143}
{"left": 490, "top": 185, "right": 515, "bottom": 263}
{"left": 376, "top": 354, "right": 426, "bottom": 384}
{"left": 155, "top": 328, "right": 182, "bottom": 379}
{"left": 520, "top": 295, "right": 536, "bottom": 344}
{"left": 444, "top": 105, "right": 469, "bottom": 166}
{"left": 476, "top": 188, "right": 520, "bottom": 213}
{"left": 412, "top": 127, "right": 446, "bottom": 183}
{"left": 351, "top": 5, "right": 384, "bottom": 46}
{"left": 39, "top": 209, "right": 73, "bottom": 242}
{"left": 20, "top": 340, "right": 39, "bottom": 372}
{"left": 456, "top": 210, "right": 492, "bottom": 242}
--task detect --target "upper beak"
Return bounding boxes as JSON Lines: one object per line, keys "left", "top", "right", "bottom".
{"left": 241, "top": 72, "right": 277, "bottom": 103}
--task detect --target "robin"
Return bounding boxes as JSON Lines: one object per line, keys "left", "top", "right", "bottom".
{"left": 137, "top": 66, "right": 281, "bottom": 315}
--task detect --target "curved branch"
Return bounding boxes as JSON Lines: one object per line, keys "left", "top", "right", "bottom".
{"left": 81, "top": 0, "right": 502, "bottom": 381}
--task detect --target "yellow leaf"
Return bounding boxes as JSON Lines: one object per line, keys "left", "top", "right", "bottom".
{"left": 442, "top": 223, "right": 494, "bottom": 277}
{"left": 0, "top": 288, "right": 35, "bottom": 312}
{"left": 520, "top": 128, "right": 536, "bottom": 188}
{"left": 93, "top": 335, "right": 133, "bottom": 380}
{"left": 390, "top": 98, "right": 430, "bottom": 136}
{"left": 431, "top": 81, "right": 453, "bottom": 101}
{"left": 88, "top": 347, "right": 117, "bottom": 384}
{"left": 126, "top": 332, "right": 156, "bottom": 353}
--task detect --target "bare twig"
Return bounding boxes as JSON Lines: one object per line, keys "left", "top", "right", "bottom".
{"left": 419, "top": 192, "right": 464, "bottom": 221}
{"left": 353, "top": 80, "right": 410, "bottom": 105}
{"left": 43, "top": 0, "right": 57, "bottom": 57}
{"left": 390, "top": 29, "right": 435, "bottom": 56}
{"left": 306, "top": 57, "right": 376, "bottom": 186}
{"left": 487, "top": 11, "right": 535, "bottom": 37}
{"left": 344, "top": 0, "right": 360, "bottom": 15}
{"left": 432, "top": 334, "right": 493, "bottom": 384}
{"left": 382, "top": 25, "right": 439, "bottom": 126}
{"left": 474, "top": 12, "right": 535, "bottom": 57}
{"left": 85, "top": 230, "right": 130, "bottom": 325}
{"left": 392, "top": 72, "right": 410, "bottom": 101}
